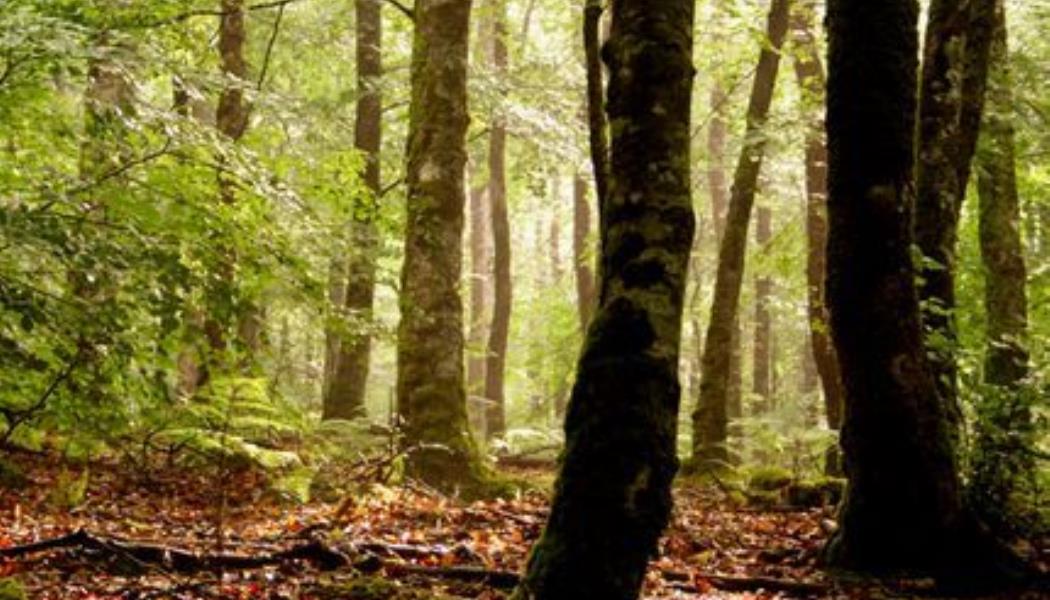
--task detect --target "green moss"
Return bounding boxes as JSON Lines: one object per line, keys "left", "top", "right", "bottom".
{"left": 0, "top": 578, "right": 26, "bottom": 600}
{"left": 308, "top": 577, "right": 450, "bottom": 600}
{"left": 745, "top": 466, "right": 793, "bottom": 492}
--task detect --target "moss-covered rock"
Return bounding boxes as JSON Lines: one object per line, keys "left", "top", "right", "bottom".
{"left": 746, "top": 466, "right": 794, "bottom": 492}
{"left": 0, "top": 578, "right": 26, "bottom": 600}
{"left": 786, "top": 477, "right": 845, "bottom": 508}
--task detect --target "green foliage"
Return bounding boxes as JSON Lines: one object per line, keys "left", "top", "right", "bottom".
{"left": 47, "top": 467, "right": 89, "bottom": 509}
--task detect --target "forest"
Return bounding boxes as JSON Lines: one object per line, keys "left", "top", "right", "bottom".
{"left": 0, "top": 0, "right": 1047, "bottom": 598}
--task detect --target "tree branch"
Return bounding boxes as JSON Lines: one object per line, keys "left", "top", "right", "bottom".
{"left": 380, "top": 0, "right": 415, "bottom": 21}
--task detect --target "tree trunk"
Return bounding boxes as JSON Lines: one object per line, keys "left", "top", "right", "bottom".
{"left": 824, "top": 0, "right": 1013, "bottom": 580}
{"left": 484, "top": 0, "right": 511, "bottom": 440}
{"left": 790, "top": 0, "right": 844, "bottom": 475}
{"left": 322, "top": 257, "right": 346, "bottom": 410}
{"left": 205, "top": 0, "right": 252, "bottom": 357}
{"left": 971, "top": 0, "right": 1032, "bottom": 531}
{"left": 914, "top": 0, "right": 997, "bottom": 431}
{"left": 752, "top": 205, "right": 773, "bottom": 410}
{"left": 573, "top": 172, "right": 596, "bottom": 333}
{"left": 397, "top": 0, "right": 484, "bottom": 494}
{"left": 692, "top": 0, "right": 790, "bottom": 467}
{"left": 325, "top": 0, "right": 383, "bottom": 420}
{"left": 584, "top": 0, "right": 610, "bottom": 253}
{"left": 467, "top": 183, "right": 489, "bottom": 403}
{"left": 550, "top": 176, "right": 563, "bottom": 284}
{"left": 513, "top": 1, "right": 696, "bottom": 596}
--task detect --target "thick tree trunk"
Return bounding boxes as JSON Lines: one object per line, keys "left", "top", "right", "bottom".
{"left": 692, "top": 0, "right": 790, "bottom": 467}
{"left": 572, "top": 173, "right": 596, "bottom": 333}
{"left": 512, "top": 0, "right": 696, "bottom": 597}
{"left": 325, "top": 0, "right": 383, "bottom": 420}
{"left": 824, "top": 0, "right": 1015, "bottom": 581}
{"left": 790, "top": 0, "right": 844, "bottom": 475}
{"left": 484, "top": 0, "right": 511, "bottom": 440}
{"left": 397, "top": 0, "right": 484, "bottom": 494}
{"left": 971, "top": 0, "right": 1032, "bottom": 531}
{"left": 752, "top": 206, "right": 773, "bottom": 410}
{"left": 584, "top": 0, "right": 610, "bottom": 250}
{"left": 914, "top": 0, "right": 997, "bottom": 431}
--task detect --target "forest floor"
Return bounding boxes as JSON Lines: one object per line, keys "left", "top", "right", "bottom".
{"left": 0, "top": 453, "right": 1045, "bottom": 599}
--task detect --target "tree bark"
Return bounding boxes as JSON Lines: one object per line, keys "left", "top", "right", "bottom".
{"left": 572, "top": 172, "right": 596, "bottom": 333}
{"left": 692, "top": 0, "right": 790, "bottom": 467}
{"left": 970, "top": 0, "right": 1032, "bottom": 531}
{"left": 324, "top": 0, "right": 383, "bottom": 420}
{"left": 584, "top": 0, "right": 610, "bottom": 248}
{"left": 397, "top": 0, "right": 485, "bottom": 494}
{"left": 790, "top": 0, "right": 844, "bottom": 475}
{"left": 976, "top": 0, "right": 1028, "bottom": 390}
{"left": 824, "top": 0, "right": 1012, "bottom": 580}
{"left": 512, "top": 0, "right": 696, "bottom": 596}
{"left": 484, "top": 0, "right": 511, "bottom": 440}
{"left": 205, "top": 0, "right": 253, "bottom": 358}
{"left": 914, "top": 0, "right": 997, "bottom": 431}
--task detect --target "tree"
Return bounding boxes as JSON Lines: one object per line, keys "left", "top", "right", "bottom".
{"left": 971, "top": 0, "right": 1032, "bottom": 530}
{"left": 790, "top": 0, "right": 844, "bottom": 474}
{"left": 484, "top": 0, "right": 511, "bottom": 440}
{"left": 572, "top": 172, "right": 596, "bottom": 334}
{"left": 914, "top": 0, "right": 997, "bottom": 428}
{"left": 824, "top": 0, "right": 1019, "bottom": 581}
{"left": 324, "top": 0, "right": 383, "bottom": 420}
{"left": 752, "top": 204, "right": 773, "bottom": 409}
{"left": 693, "top": 0, "right": 790, "bottom": 466}
{"left": 396, "top": 0, "right": 485, "bottom": 493}
{"left": 512, "top": 0, "right": 696, "bottom": 596}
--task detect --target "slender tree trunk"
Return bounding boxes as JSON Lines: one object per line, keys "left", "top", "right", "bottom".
{"left": 205, "top": 0, "right": 251, "bottom": 357}
{"left": 824, "top": 0, "right": 1017, "bottom": 581}
{"left": 550, "top": 176, "right": 563, "bottom": 284}
{"left": 791, "top": 0, "right": 844, "bottom": 475}
{"left": 971, "top": 0, "right": 1032, "bottom": 530}
{"left": 322, "top": 258, "right": 346, "bottom": 408}
{"left": 572, "top": 172, "right": 596, "bottom": 333}
{"left": 752, "top": 205, "right": 773, "bottom": 410}
{"left": 513, "top": 1, "right": 696, "bottom": 596}
{"left": 584, "top": 0, "right": 610, "bottom": 248}
{"left": 692, "top": 0, "right": 790, "bottom": 467}
{"left": 484, "top": 0, "right": 511, "bottom": 440}
{"left": 467, "top": 183, "right": 489, "bottom": 402}
{"left": 705, "top": 75, "right": 742, "bottom": 431}
{"left": 325, "top": 0, "right": 383, "bottom": 420}
{"left": 397, "top": 0, "right": 484, "bottom": 494}
{"left": 914, "top": 0, "right": 997, "bottom": 432}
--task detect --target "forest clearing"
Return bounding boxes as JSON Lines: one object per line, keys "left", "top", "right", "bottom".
{"left": 1, "top": 0, "right": 1048, "bottom": 598}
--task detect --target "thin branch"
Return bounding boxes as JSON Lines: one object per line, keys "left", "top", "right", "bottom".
{"left": 381, "top": 0, "right": 415, "bottom": 21}
{"left": 1, "top": 358, "right": 78, "bottom": 443}
{"left": 143, "top": 0, "right": 305, "bottom": 28}
{"left": 256, "top": 4, "right": 286, "bottom": 90}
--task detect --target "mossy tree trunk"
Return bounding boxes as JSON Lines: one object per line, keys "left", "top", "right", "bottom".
{"left": 824, "top": 0, "right": 1014, "bottom": 581}
{"left": 396, "top": 0, "right": 485, "bottom": 494}
{"left": 914, "top": 0, "right": 997, "bottom": 432}
{"left": 693, "top": 0, "right": 790, "bottom": 467}
{"left": 325, "top": 0, "right": 383, "bottom": 420}
{"left": 484, "top": 0, "right": 511, "bottom": 440}
{"left": 790, "top": 0, "right": 844, "bottom": 475}
{"left": 512, "top": 0, "right": 696, "bottom": 597}
{"left": 971, "top": 0, "right": 1032, "bottom": 530}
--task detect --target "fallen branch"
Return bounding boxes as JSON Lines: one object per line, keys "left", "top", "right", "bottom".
{"left": 0, "top": 529, "right": 349, "bottom": 573}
